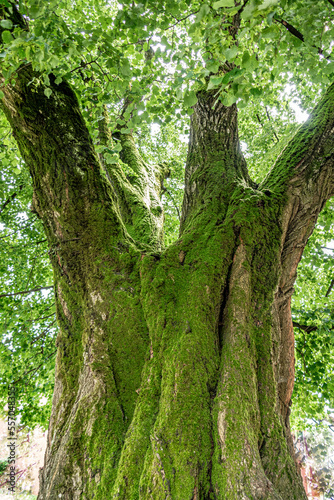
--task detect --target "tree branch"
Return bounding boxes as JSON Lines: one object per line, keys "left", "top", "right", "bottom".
{"left": 325, "top": 277, "right": 334, "bottom": 297}
{"left": 0, "top": 285, "right": 54, "bottom": 299}
{"left": 0, "top": 185, "right": 23, "bottom": 214}
{"left": 274, "top": 16, "right": 331, "bottom": 60}
{"left": 162, "top": 185, "right": 181, "bottom": 220}
{"left": 264, "top": 82, "right": 334, "bottom": 302}
{"left": 12, "top": 350, "right": 57, "bottom": 385}
{"left": 165, "top": 11, "right": 199, "bottom": 31}
{"left": 265, "top": 106, "right": 279, "bottom": 143}
{"left": 274, "top": 17, "right": 304, "bottom": 42}
{"left": 292, "top": 321, "right": 317, "bottom": 333}
{"left": 262, "top": 82, "right": 334, "bottom": 198}
{"left": 30, "top": 320, "right": 57, "bottom": 344}
{"left": 256, "top": 113, "right": 264, "bottom": 128}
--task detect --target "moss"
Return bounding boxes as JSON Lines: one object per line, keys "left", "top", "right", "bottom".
{"left": 261, "top": 82, "right": 334, "bottom": 196}
{"left": 1, "top": 43, "right": 320, "bottom": 499}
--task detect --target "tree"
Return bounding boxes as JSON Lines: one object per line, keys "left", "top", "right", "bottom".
{"left": 294, "top": 421, "right": 334, "bottom": 499}
{"left": 0, "top": 0, "right": 334, "bottom": 498}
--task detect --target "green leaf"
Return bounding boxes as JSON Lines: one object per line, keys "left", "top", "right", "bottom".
{"left": 49, "top": 55, "right": 59, "bottom": 68}
{"left": 184, "top": 90, "right": 197, "bottom": 108}
{"left": 221, "top": 92, "right": 237, "bottom": 106}
{"left": 258, "top": 0, "right": 279, "bottom": 10}
{"left": 261, "top": 26, "right": 279, "bottom": 39}
{"left": 250, "top": 87, "right": 263, "bottom": 97}
{"left": 34, "top": 50, "right": 44, "bottom": 64}
{"left": 1, "top": 30, "right": 13, "bottom": 43}
{"left": 44, "top": 88, "right": 52, "bottom": 98}
{"left": 207, "top": 75, "right": 224, "bottom": 90}
{"left": 242, "top": 52, "right": 258, "bottom": 71}
{"left": 105, "top": 153, "right": 118, "bottom": 164}
{"left": 0, "top": 19, "right": 13, "bottom": 29}
{"left": 206, "top": 60, "right": 219, "bottom": 73}
{"left": 0, "top": 90, "right": 4, "bottom": 99}
{"left": 195, "top": 4, "right": 210, "bottom": 23}
{"left": 323, "top": 62, "right": 334, "bottom": 75}
{"left": 213, "top": 0, "right": 235, "bottom": 8}
{"left": 176, "top": 88, "right": 183, "bottom": 100}
{"left": 267, "top": 10, "right": 276, "bottom": 25}
{"left": 120, "top": 60, "right": 131, "bottom": 76}
{"left": 29, "top": 3, "right": 44, "bottom": 18}
{"left": 225, "top": 45, "right": 238, "bottom": 60}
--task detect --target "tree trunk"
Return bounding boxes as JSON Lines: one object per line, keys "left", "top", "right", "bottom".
{"left": 2, "top": 8, "right": 334, "bottom": 497}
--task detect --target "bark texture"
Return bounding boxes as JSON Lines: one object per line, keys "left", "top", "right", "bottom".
{"left": 2, "top": 6, "right": 334, "bottom": 500}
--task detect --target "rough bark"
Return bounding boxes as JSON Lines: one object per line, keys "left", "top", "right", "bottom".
{"left": 2, "top": 5, "right": 334, "bottom": 500}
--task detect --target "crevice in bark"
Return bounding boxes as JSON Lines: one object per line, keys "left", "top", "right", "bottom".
{"left": 217, "top": 227, "right": 241, "bottom": 353}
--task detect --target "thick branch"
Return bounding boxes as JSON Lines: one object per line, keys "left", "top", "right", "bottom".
{"left": 180, "top": 93, "right": 252, "bottom": 233}
{"left": 0, "top": 66, "right": 126, "bottom": 250}
{"left": 266, "top": 83, "right": 334, "bottom": 421}
{"left": 103, "top": 97, "right": 166, "bottom": 250}
{"left": 262, "top": 82, "right": 334, "bottom": 202}
{"left": 266, "top": 81, "right": 334, "bottom": 295}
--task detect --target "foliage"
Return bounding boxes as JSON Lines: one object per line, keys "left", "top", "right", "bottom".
{"left": 0, "top": 125, "right": 56, "bottom": 428}
{"left": 291, "top": 202, "right": 334, "bottom": 428}
{"left": 0, "top": 458, "right": 8, "bottom": 474}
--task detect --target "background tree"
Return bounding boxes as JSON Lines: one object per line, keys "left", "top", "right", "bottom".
{"left": 0, "top": 0, "right": 334, "bottom": 498}
{"left": 294, "top": 421, "right": 334, "bottom": 499}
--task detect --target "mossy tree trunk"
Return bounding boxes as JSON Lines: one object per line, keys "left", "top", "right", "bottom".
{"left": 2, "top": 12, "right": 334, "bottom": 500}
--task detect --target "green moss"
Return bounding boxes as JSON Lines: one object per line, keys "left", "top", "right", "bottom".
{"left": 2, "top": 53, "right": 318, "bottom": 499}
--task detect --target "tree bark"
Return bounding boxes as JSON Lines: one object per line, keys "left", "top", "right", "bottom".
{"left": 2, "top": 6, "right": 334, "bottom": 500}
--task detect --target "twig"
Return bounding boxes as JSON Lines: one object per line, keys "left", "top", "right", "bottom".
{"left": 292, "top": 321, "right": 317, "bottom": 333}
{"left": 265, "top": 106, "right": 279, "bottom": 143}
{"left": 0, "top": 286, "right": 54, "bottom": 299}
{"left": 274, "top": 17, "right": 331, "bottom": 61}
{"left": 162, "top": 187, "right": 181, "bottom": 220}
{"left": 326, "top": 277, "right": 334, "bottom": 297}
{"left": 30, "top": 320, "right": 57, "bottom": 344}
{"left": 0, "top": 185, "right": 23, "bottom": 214}
{"left": 295, "top": 346, "right": 307, "bottom": 375}
{"left": 165, "top": 11, "right": 198, "bottom": 31}
{"left": 12, "top": 350, "right": 57, "bottom": 385}
{"left": 26, "top": 312, "right": 56, "bottom": 324}
{"left": 256, "top": 113, "right": 264, "bottom": 127}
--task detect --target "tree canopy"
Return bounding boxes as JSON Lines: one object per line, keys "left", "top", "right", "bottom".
{"left": 0, "top": 0, "right": 334, "bottom": 495}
